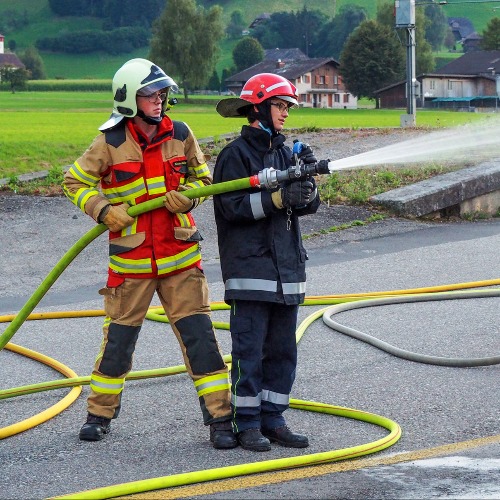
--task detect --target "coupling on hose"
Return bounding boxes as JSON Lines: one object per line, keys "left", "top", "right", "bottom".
{"left": 257, "top": 161, "right": 331, "bottom": 190}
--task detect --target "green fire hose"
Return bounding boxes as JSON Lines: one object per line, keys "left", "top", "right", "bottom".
{"left": 0, "top": 176, "right": 257, "bottom": 351}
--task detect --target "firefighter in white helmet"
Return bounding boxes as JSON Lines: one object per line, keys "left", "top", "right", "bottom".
{"left": 62, "top": 58, "right": 236, "bottom": 449}
{"left": 213, "top": 73, "right": 320, "bottom": 451}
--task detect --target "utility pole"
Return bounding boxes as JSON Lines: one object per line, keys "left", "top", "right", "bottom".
{"left": 395, "top": 0, "right": 417, "bottom": 127}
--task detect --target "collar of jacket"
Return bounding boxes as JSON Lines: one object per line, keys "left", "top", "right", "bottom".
{"left": 241, "top": 125, "right": 286, "bottom": 154}
{"left": 127, "top": 116, "right": 174, "bottom": 148}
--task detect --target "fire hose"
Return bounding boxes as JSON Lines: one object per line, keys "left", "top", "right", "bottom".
{"left": 1, "top": 162, "right": 499, "bottom": 499}
{"left": 0, "top": 161, "right": 330, "bottom": 351}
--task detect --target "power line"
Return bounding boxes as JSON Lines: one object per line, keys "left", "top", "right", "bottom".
{"left": 417, "top": 0, "right": 500, "bottom": 4}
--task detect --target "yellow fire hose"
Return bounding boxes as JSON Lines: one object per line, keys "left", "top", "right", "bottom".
{"left": 2, "top": 281, "right": 500, "bottom": 498}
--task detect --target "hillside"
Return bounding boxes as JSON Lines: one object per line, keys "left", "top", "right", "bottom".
{"left": 0, "top": 0, "right": 497, "bottom": 79}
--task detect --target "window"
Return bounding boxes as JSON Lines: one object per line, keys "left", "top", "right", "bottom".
{"left": 343, "top": 94, "right": 349, "bottom": 103}
{"left": 334, "top": 75, "right": 338, "bottom": 85}
{"left": 430, "top": 80, "right": 436, "bottom": 90}
{"left": 334, "top": 94, "right": 340, "bottom": 103}
{"left": 448, "top": 80, "right": 453, "bottom": 90}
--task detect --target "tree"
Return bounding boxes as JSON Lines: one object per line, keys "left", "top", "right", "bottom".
{"left": 221, "top": 68, "right": 233, "bottom": 92}
{"left": 315, "top": 4, "right": 368, "bottom": 59}
{"left": 21, "top": 46, "right": 46, "bottom": 80}
{"left": 232, "top": 37, "right": 264, "bottom": 72}
{"left": 481, "top": 17, "right": 500, "bottom": 50}
{"left": 340, "top": 20, "right": 405, "bottom": 101}
{"left": 0, "top": 65, "right": 30, "bottom": 93}
{"left": 226, "top": 10, "right": 246, "bottom": 39}
{"left": 252, "top": 7, "right": 328, "bottom": 56}
{"left": 207, "top": 69, "right": 221, "bottom": 92}
{"left": 377, "top": 1, "right": 434, "bottom": 75}
{"left": 149, "top": 0, "right": 224, "bottom": 98}
{"left": 424, "top": 3, "right": 448, "bottom": 50}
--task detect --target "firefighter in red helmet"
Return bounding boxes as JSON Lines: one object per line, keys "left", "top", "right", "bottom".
{"left": 62, "top": 58, "right": 236, "bottom": 449}
{"left": 213, "top": 73, "right": 321, "bottom": 451}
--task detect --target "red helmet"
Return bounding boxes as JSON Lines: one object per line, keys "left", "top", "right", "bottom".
{"left": 216, "top": 73, "right": 298, "bottom": 118}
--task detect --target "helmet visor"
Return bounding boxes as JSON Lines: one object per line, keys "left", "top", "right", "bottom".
{"left": 137, "top": 79, "right": 178, "bottom": 96}
{"left": 275, "top": 95, "right": 298, "bottom": 107}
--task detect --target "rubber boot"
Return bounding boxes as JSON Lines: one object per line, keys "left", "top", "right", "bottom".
{"left": 79, "top": 413, "right": 111, "bottom": 441}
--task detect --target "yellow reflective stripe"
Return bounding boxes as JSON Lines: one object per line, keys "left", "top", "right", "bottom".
{"left": 175, "top": 213, "right": 190, "bottom": 228}
{"left": 75, "top": 187, "right": 100, "bottom": 211}
{"left": 109, "top": 255, "right": 153, "bottom": 274}
{"left": 194, "top": 373, "right": 230, "bottom": 397}
{"left": 102, "top": 178, "right": 147, "bottom": 203}
{"left": 90, "top": 374, "right": 125, "bottom": 395}
{"left": 192, "top": 163, "right": 210, "bottom": 177}
{"left": 122, "top": 216, "right": 138, "bottom": 236}
{"left": 184, "top": 179, "right": 205, "bottom": 190}
{"left": 102, "top": 316, "right": 112, "bottom": 329}
{"left": 156, "top": 245, "right": 201, "bottom": 275}
{"left": 146, "top": 176, "right": 166, "bottom": 195}
{"left": 71, "top": 161, "right": 100, "bottom": 186}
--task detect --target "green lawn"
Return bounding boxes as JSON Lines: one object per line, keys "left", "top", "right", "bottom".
{"left": 0, "top": 91, "right": 494, "bottom": 178}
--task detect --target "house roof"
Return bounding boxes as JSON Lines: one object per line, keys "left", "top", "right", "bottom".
{"left": 264, "top": 48, "right": 308, "bottom": 61}
{"left": 249, "top": 13, "right": 271, "bottom": 29}
{"left": 432, "top": 96, "right": 498, "bottom": 102}
{"left": 448, "top": 17, "right": 475, "bottom": 39}
{"left": 0, "top": 53, "right": 25, "bottom": 69}
{"left": 225, "top": 57, "right": 339, "bottom": 85}
{"left": 435, "top": 50, "right": 500, "bottom": 75}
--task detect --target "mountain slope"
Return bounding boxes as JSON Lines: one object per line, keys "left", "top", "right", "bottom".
{"left": 0, "top": 0, "right": 496, "bottom": 79}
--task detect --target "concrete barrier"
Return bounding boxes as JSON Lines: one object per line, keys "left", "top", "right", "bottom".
{"left": 370, "top": 160, "right": 500, "bottom": 218}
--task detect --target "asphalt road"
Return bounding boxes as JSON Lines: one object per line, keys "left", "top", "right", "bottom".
{"left": 0, "top": 193, "right": 499, "bottom": 500}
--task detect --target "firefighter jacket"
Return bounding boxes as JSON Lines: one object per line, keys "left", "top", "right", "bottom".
{"left": 63, "top": 116, "right": 211, "bottom": 281}
{"left": 213, "top": 125, "right": 320, "bottom": 306}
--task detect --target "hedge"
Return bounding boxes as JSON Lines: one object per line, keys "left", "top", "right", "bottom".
{"left": 23, "top": 79, "right": 112, "bottom": 91}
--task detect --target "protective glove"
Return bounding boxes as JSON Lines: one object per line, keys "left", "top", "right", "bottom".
{"left": 99, "top": 203, "right": 135, "bottom": 233}
{"left": 307, "top": 176, "right": 318, "bottom": 203}
{"left": 164, "top": 189, "right": 194, "bottom": 213}
{"left": 271, "top": 180, "right": 315, "bottom": 209}
{"left": 292, "top": 140, "right": 317, "bottom": 165}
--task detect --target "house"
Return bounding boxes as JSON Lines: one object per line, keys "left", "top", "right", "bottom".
{"left": 374, "top": 50, "right": 500, "bottom": 111}
{"left": 448, "top": 17, "right": 475, "bottom": 44}
{"left": 463, "top": 32, "right": 482, "bottom": 52}
{"left": 224, "top": 48, "right": 357, "bottom": 109}
{"left": 0, "top": 34, "right": 25, "bottom": 71}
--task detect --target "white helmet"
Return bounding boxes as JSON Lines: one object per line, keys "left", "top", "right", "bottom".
{"left": 99, "top": 58, "right": 178, "bottom": 131}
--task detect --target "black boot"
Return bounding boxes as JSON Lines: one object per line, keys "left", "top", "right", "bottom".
{"left": 236, "top": 429, "right": 271, "bottom": 452}
{"left": 79, "top": 414, "right": 111, "bottom": 441}
{"left": 262, "top": 425, "right": 309, "bottom": 448}
{"left": 210, "top": 420, "right": 238, "bottom": 449}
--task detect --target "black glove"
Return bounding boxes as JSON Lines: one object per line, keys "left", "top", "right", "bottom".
{"left": 292, "top": 140, "right": 317, "bottom": 165}
{"left": 281, "top": 180, "right": 315, "bottom": 208}
{"left": 298, "top": 144, "right": 317, "bottom": 164}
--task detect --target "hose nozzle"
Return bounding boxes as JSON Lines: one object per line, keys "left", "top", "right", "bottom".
{"left": 257, "top": 160, "right": 330, "bottom": 190}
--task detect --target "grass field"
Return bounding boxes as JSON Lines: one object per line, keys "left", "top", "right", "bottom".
{"left": 0, "top": 91, "right": 495, "bottom": 179}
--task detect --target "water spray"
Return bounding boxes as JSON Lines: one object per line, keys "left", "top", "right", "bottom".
{"left": 327, "top": 121, "right": 500, "bottom": 172}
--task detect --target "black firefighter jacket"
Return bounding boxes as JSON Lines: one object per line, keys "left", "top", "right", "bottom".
{"left": 213, "top": 125, "right": 320, "bottom": 305}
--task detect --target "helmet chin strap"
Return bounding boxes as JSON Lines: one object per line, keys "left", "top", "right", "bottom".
{"left": 137, "top": 109, "right": 163, "bottom": 125}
